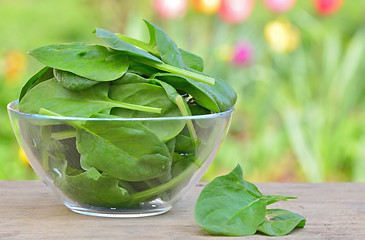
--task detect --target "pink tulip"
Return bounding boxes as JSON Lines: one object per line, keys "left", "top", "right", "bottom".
{"left": 154, "top": 0, "right": 187, "bottom": 19}
{"left": 232, "top": 42, "right": 253, "bottom": 66}
{"left": 219, "top": 0, "right": 254, "bottom": 24}
{"left": 314, "top": 0, "right": 343, "bottom": 15}
{"left": 263, "top": 0, "right": 296, "bottom": 13}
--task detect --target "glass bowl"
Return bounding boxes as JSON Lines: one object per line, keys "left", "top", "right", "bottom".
{"left": 8, "top": 100, "right": 233, "bottom": 218}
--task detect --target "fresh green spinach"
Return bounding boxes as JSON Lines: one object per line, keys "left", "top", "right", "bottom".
{"left": 19, "top": 19, "right": 237, "bottom": 211}
{"left": 258, "top": 209, "right": 306, "bottom": 236}
{"left": 194, "top": 165, "right": 306, "bottom": 236}
{"left": 19, "top": 78, "right": 161, "bottom": 117}
{"left": 19, "top": 66, "right": 53, "bottom": 101}
{"left": 153, "top": 73, "right": 236, "bottom": 112}
{"left": 109, "top": 82, "right": 185, "bottom": 141}
{"left": 77, "top": 119, "right": 172, "bottom": 181}
{"left": 53, "top": 69, "right": 98, "bottom": 90}
{"left": 29, "top": 43, "right": 129, "bottom": 81}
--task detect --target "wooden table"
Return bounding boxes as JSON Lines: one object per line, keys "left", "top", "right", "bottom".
{"left": 0, "top": 181, "right": 365, "bottom": 239}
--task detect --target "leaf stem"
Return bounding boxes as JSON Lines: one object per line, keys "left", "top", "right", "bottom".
{"left": 135, "top": 58, "right": 215, "bottom": 85}
{"left": 51, "top": 130, "right": 77, "bottom": 140}
{"left": 175, "top": 95, "right": 202, "bottom": 163}
{"left": 108, "top": 100, "right": 162, "bottom": 114}
{"left": 115, "top": 33, "right": 160, "bottom": 56}
{"left": 129, "top": 161, "right": 200, "bottom": 202}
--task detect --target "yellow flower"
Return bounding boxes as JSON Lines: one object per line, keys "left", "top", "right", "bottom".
{"left": 18, "top": 148, "right": 29, "bottom": 166}
{"left": 215, "top": 44, "right": 234, "bottom": 62}
{"left": 264, "top": 19, "right": 300, "bottom": 53}
{"left": 3, "top": 50, "right": 27, "bottom": 87}
{"left": 192, "top": 0, "right": 221, "bottom": 14}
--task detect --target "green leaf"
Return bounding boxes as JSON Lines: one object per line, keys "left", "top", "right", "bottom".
{"left": 154, "top": 73, "right": 236, "bottom": 112}
{"left": 179, "top": 48, "right": 204, "bottom": 72}
{"left": 76, "top": 120, "right": 172, "bottom": 181}
{"left": 152, "top": 79, "right": 199, "bottom": 149}
{"left": 59, "top": 164, "right": 133, "bottom": 208}
{"left": 112, "top": 72, "right": 150, "bottom": 85}
{"left": 194, "top": 165, "right": 267, "bottom": 236}
{"left": 29, "top": 42, "right": 129, "bottom": 81}
{"left": 94, "top": 28, "right": 162, "bottom": 63}
{"left": 54, "top": 69, "right": 98, "bottom": 90}
{"left": 19, "top": 66, "right": 53, "bottom": 101}
{"left": 109, "top": 81, "right": 185, "bottom": 141}
{"left": 143, "top": 19, "right": 184, "bottom": 68}
{"left": 172, "top": 153, "right": 195, "bottom": 177}
{"left": 257, "top": 209, "right": 306, "bottom": 236}
{"left": 174, "top": 134, "right": 195, "bottom": 153}
{"left": 19, "top": 78, "right": 161, "bottom": 117}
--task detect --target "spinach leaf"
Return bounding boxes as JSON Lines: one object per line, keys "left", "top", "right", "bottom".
{"left": 194, "top": 165, "right": 267, "bottom": 236}
{"left": 174, "top": 134, "right": 194, "bottom": 153}
{"left": 152, "top": 79, "right": 199, "bottom": 148}
{"left": 109, "top": 82, "right": 185, "bottom": 141}
{"left": 76, "top": 119, "right": 172, "bottom": 181}
{"left": 19, "top": 78, "right": 161, "bottom": 117}
{"left": 96, "top": 24, "right": 215, "bottom": 85}
{"left": 112, "top": 72, "right": 149, "bottom": 85}
{"left": 172, "top": 153, "right": 195, "bottom": 177}
{"left": 59, "top": 163, "right": 132, "bottom": 208}
{"left": 53, "top": 69, "right": 98, "bottom": 90}
{"left": 143, "top": 19, "right": 184, "bottom": 68}
{"left": 143, "top": 20, "right": 203, "bottom": 72}
{"left": 257, "top": 209, "right": 306, "bottom": 236}
{"left": 128, "top": 61, "right": 160, "bottom": 77}
{"left": 195, "top": 165, "right": 305, "bottom": 237}
{"left": 154, "top": 73, "right": 236, "bottom": 112}
{"left": 94, "top": 28, "right": 162, "bottom": 63}
{"left": 19, "top": 66, "right": 53, "bottom": 101}
{"left": 179, "top": 48, "right": 204, "bottom": 72}
{"left": 29, "top": 42, "right": 129, "bottom": 81}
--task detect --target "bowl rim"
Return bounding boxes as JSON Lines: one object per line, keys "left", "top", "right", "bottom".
{"left": 8, "top": 100, "right": 234, "bottom": 121}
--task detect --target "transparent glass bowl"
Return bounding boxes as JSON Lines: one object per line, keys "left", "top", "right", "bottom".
{"left": 8, "top": 100, "right": 233, "bottom": 217}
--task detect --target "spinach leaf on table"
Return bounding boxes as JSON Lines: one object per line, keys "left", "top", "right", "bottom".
{"left": 19, "top": 78, "right": 161, "bottom": 117}
{"left": 194, "top": 165, "right": 305, "bottom": 237}
{"left": 29, "top": 42, "right": 129, "bottom": 81}
{"left": 53, "top": 69, "right": 98, "bottom": 90}
{"left": 194, "top": 165, "right": 267, "bottom": 236}
{"left": 76, "top": 119, "right": 172, "bottom": 181}
{"left": 257, "top": 209, "right": 306, "bottom": 236}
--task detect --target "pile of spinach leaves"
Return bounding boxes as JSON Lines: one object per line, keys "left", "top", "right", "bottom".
{"left": 195, "top": 165, "right": 306, "bottom": 236}
{"left": 18, "top": 19, "right": 236, "bottom": 208}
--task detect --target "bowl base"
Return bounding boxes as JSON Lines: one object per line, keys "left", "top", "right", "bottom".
{"left": 65, "top": 203, "right": 171, "bottom": 218}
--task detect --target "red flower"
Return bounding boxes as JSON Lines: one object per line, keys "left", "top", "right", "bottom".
{"left": 314, "top": 0, "right": 343, "bottom": 15}
{"left": 154, "top": 0, "right": 187, "bottom": 19}
{"left": 219, "top": 0, "right": 254, "bottom": 24}
{"left": 263, "top": 0, "right": 296, "bottom": 13}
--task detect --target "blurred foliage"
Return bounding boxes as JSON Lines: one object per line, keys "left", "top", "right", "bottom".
{"left": 1, "top": 0, "right": 365, "bottom": 182}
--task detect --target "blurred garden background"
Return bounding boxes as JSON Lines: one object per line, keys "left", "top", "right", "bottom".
{"left": 1, "top": 0, "right": 365, "bottom": 182}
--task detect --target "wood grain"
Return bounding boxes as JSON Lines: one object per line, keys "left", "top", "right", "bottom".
{"left": 0, "top": 181, "right": 364, "bottom": 239}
